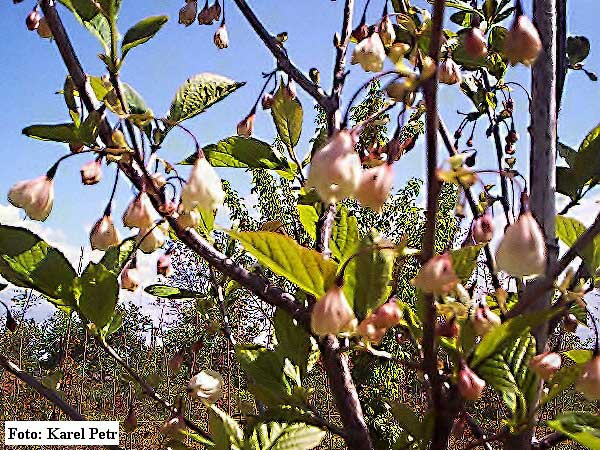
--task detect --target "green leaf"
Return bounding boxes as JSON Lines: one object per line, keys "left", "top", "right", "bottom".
{"left": 78, "top": 262, "right": 119, "bottom": 328}
{"left": 99, "top": 238, "right": 136, "bottom": 276}
{"left": 557, "top": 166, "right": 583, "bottom": 201}
{"left": 122, "top": 83, "right": 153, "bottom": 116}
{"left": 331, "top": 206, "right": 360, "bottom": 262}
{"left": 22, "top": 124, "right": 80, "bottom": 144}
{"left": 271, "top": 79, "right": 303, "bottom": 149}
{"left": 180, "top": 429, "right": 214, "bottom": 447}
{"left": 389, "top": 402, "right": 423, "bottom": 439}
{"left": 121, "top": 16, "right": 168, "bottom": 57}
{"left": 144, "top": 284, "right": 202, "bottom": 299}
{"left": 0, "top": 225, "right": 77, "bottom": 307}
{"left": 297, "top": 204, "right": 319, "bottom": 241}
{"left": 273, "top": 309, "right": 313, "bottom": 378}
{"left": 567, "top": 36, "right": 591, "bottom": 66}
{"left": 488, "top": 26, "right": 507, "bottom": 52}
{"left": 343, "top": 230, "right": 395, "bottom": 318}
{"left": 563, "top": 349, "right": 593, "bottom": 364}
{"left": 540, "top": 364, "right": 584, "bottom": 407}
{"left": 208, "top": 405, "right": 244, "bottom": 450}
{"left": 471, "top": 308, "right": 557, "bottom": 367}
{"left": 570, "top": 123, "right": 600, "bottom": 190}
{"left": 427, "top": 0, "right": 484, "bottom": 18}
{"left": 246, "top": 422, "right": 325, "bottom": 450}
{"left": 450, "top": 244, "right": 484, "bottom": 283}
{"left": 548, "top": 412, "right": 600, "bottom": 450}
{"left": 179, "top": 136, "right": 292, "bottom": 173}
{"left": 555, "top": 216, "right": 597, "bottom": 273}
{"left": 227, "top": 231, "right": 338, "bottom": 298}
{"left": 477, "top": 334, "right": 538, "bottom": 420}
{"left": 165, "top": 73, "right": 245, "bottom": 130}
{"left": 101, "top": 311, "right": 123, "bottom": 338}
{"left": 59, "top": 0, "right": 110, "bottom": 52}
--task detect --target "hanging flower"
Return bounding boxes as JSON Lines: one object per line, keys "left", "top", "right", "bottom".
{"left": 157, "top": 252, "right": 173, "bottom": 276}
{"left": 208, "top": 0, "right": 221, "bottom": 21}
{"left": 214, "top": 23, "right": 229, "bottom": 49}
{"left": 179, "top": 0, "right": 197, "bottom": 26}
{"left": 136, "top": 224, "right": 167, "bottom": 254}
{"left": 471, "top": 302, "right": 501, "bottom": 336}
{"left": 261, "top": 93, "right": 275, "bottom": 110}
{"left": 311, "top": 284, "right": 357, "bottom": 337}
{"left": 351, "top": 20, "right": 369, "bottom": 43}
{"left": 438, "top": 58, "right": 462, "bottom": 85}
{"left": 120, "top": 264, "right": 140, "bottom": 292}
{"left": 576, "top": 356, "right": 600, "bottom": 400}
{"left": 306, "top": 130, "right": 362, "bottom": 204}
{"left": 529, "top": 352, "right": 562, "bottom": 381}
{"left": 80, "top": 160, "right": 103, "bottom": 185}
{"left": 495, "top": 209, "right": 546, "bottom": 277}
{"left": 286, "top": 79, "right": 297, "bottom": 100}
{"left": 463, "top": 27, "right": 488, "bottom": 59}
{"left": 503, "top": 14, "right": 542, "bottom": 66}
{"left": 123, "top": 192, "right": 157, "bottom": 229}
{"left": 197, "top": 0, "right": 213, "bottom": 24}
{"left": 351, "top": 33, "right": 386, "bottom": 72}
{"left": 412, "top": 254, "right": 459, "bottom": 296}
{"left": 187, "top": 369, "right": 224, "bottom": 403}
{"left": 379, "top": 15, "right": 396, "bottom": 47}
{"left": 472, "top": 214, "right": 494, "bottom": 244}
{"left": 457, "top": 363, "right": 485, "bottom": 401}
{"left": 237, "top": 111, "right": 255, "bottom": 137}
{"left": 180, "top": 155, "right": 225, "bottom": 212}
{"left": 177, "top": 206, "right": 202, "bottom": 229}
{"left": 26, "top": 9, "right": 40, "bottom": 31}
{"left": 8, "top": 175, "right": 54, "bottom": 221}
{"left": 90, "top": 214, "right": 121, "bottom": 251}
{"left": 161, "top": 412, "right": 186, "bottom": 437}
{"left": 356, "top": 163, "right": 394, "bottom": 211}
{"left": 388, "top": 42, "right": 411, "bottom": 65}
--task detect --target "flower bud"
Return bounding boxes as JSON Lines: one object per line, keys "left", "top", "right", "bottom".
{"left": 436, "top": 316, "right": 459, "bottom": 338}
{"left": 123, "top": 406, "right": 138, "bottom": 433}
{"left": 179, "top": 0, "right": 197, "bottom": 26}
{"left": 37, "top": 17, "right": 52, "bottom": 39}
{"left": 472, "top": 214, "right": 494, "bottom": 244}
{"left": 90, "top": 214, "right": 121, "bottom": 251}
{"left": 261, "top": 93, "right": 275, "bottom": 110}
{"left": 8, "top": 175, "right": 54, "bottom": 221}
{"left": 311, "top": 284, "right": 357, "bottom": 337}
{"left": 463, "top": 27, "right": 488, "bottom": 59}
{"left": 357, "top": 320, "right": 387, "bottom": 344}
{"left": 180, "top": 156, "right": 225, "bottom": 212}
{"left": 412, "top": 254, "right": 458, "bottom": 296}
{"left": 187, "top": 369, "right": 224, "bottom": 403}
{"left": 197, "top": 0, "right": 213, "bottom": 25}
{"left": 529, "top": 352, "right": 562, "bottom": 381}
{"left": 351, "top": 33, "right": 386, "bottom": 72}
{"left": 157, "top": 253, "right": 173, "bottom": 276}
{"left": 371, "top": 300, "right": 403, "bottom": 329}
{"left": 356, "top": 163, "right": 393, "bottom": 211}
{"left": 26, "top": 9, "right": 40, "bottom": 31}
{"left": 506, "top": 130, "right": 519, "bottom": 144}
{"left": 457, "top": 364, "right": 485, "bottom": 401}
{"left": 236, "top": 112, "right": 255, "bottom": 138}
{"left": 388, "top": 42, "right": 411, "bottom": 65}
{"left": 168, "top": 352, "right": 184, "bottom": 373}
{"left": 214, "top": 24, "right": 229, "bottom": 49}
{"left": 576, "top": 356, "right": 600, "bottom": 400}
{"left": 80, "top": 160, "right": 102, "bottom": 185}
{"left": 351, "top": 21, "right": 369, "bottom": 43}
{"left": 564, "top": 313, "right": 578, "bottom": 333}
{"left": 137, "top": 224, "right": 166, "bottom": 254}
{"left": 123, "top": 192, "right": 157, "bottom": 229}
{"left": 471, "top": 303, "right": 501, "bottom": 336}
{"left": 438, "top": 58, "right": 462, "bottom": 85}
{"left": 503, "top": 15, "right": 541, "bottom": 66}
{"left": 120, "top": 265, "right": 140, "bottom": 292}
{"left": 208, "top": 0, "right": 221, "bottom": 21}
{"left": 379, "top": 16, "right": 396, "bottom": 47}
{"left": 161, "top": 412, "right": 186, "bottom": 437}
{"left": 286, "top": 79, "right": 297, "bottom": 100}
{"left": 495, "top": 209, "right": 546, "bottom": 277}
{"left": 385, "top": 78, "right": 417, "bottom": 103}
{"left": 306, "top": 130, "right": 362, "bottom": 204}
{"left": 69, "top": 142, "right": 84, "bottom": 153}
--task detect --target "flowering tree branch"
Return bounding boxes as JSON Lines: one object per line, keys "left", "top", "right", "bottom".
{"left": 0, "top": 354, "right": 124, "bottom": 450}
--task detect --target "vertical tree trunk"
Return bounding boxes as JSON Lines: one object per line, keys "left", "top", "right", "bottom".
{"left": 505, "top": 0, "right": 557, "bottom": 448}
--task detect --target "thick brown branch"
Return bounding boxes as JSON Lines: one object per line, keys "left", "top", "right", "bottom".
{"left": 0, "top": 355, "right": 123, "bottom": 450}
{"left": 230, "top": 0, "right": 332, "bottom": 112}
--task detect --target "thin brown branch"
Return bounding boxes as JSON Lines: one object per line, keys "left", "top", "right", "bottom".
{"left": 230, "top": 0, "right": 332, "bottom": 112}
{"left": 532, "top": 431, "right": 569, "bottom": 449}
{"left": 0, "top": 354, "right": 123, "bottom": 450}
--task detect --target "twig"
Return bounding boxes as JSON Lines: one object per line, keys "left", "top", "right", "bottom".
{"left": 464, "top": 412, "right": 495, "bottom": 450}
{"left": 0, "top": 354, "right": 124, "bottom": 450}
{"left": 532, "top": 431, "right": 568, "bottom": 449}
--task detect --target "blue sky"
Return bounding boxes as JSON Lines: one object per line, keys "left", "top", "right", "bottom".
{"left": 1, "top": 1, "right": 600, "bottom": 322}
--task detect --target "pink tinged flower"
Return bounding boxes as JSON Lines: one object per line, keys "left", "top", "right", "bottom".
{"left": 180, "top": 156, "right": 225, "bottom": 212}
{"left": 214, "top": 24, "right": 229, "bottom": 49}
{"left": 357, "top": 301, "right": 402, "bottom": 344}
{"left": 80, "top": 160, "right": 103, "bottom": 185}
{"left": 472, "top": 214, "right": 494, "bottom": 244}
{"left": 122, "top": 192, "right": 157, "bottom": 229}
{"left": 286, "top": 79, "right": 297, "bottom": 100}
{"left": 261, "top": 93, "right": 275, "bottom": 110}
{"left": 412, "top": 254, "right": 459, "bottom": 296}
{"left": 463, "top": 27, "right": 488, "bottom": 59}
{"left": 136, "top": 225, "right": 166, "bottom": 254}
{"left": 90, "top": 214, "right": 121, "bottom": 251}
{"left": 438, "top": 58, "right": 463, "bottom": 85}
{"left": 576, "top": 356, "right": 600, "bottom": 400}
{"left": 311, "top": 285, "right": 358, "bottom": 337}
{"left": 351, "top": 33, "right": 386, "bottom": 72}
{"left": 187, "top": 369, "right": 224, "bottom": 403}
{"left": 26, "top": 10, "right": 40, "bottom": 31}
{"left": 237, "top": 112, "right": 255, "bottom": 138}
{"left": 356, "top": 164, "right": 394, "bottom": 212}
{"left": 306, "top": 130, "right": 362, "bottom": 205}
{"left": 120, "top": 265, "right": 140, "bottom": 292}
{"left": 179, "top": 0, "right": 197, "bottom": 26}
{"left": 529, "top": 352, "right": 562, "bottom": 381}
{"left": 457, "top": 364, "right": 485, "bottom": 401}
{"left": 157, "top": 253, "right": 173, "bottom": 276}
{"left": 503, "top": 15, "right": 542, "bottom": 66}
{"left": 8, "top": 175, "right": 54, "bottom": 221}
{"left": 357, "top": 320, "right": 387, "bottom": 345}
{"left": 471, "top": 303, "right": 501, "bottom": 336}
{"left": 495, "top": 210, "right": 547, "bottom": 277}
